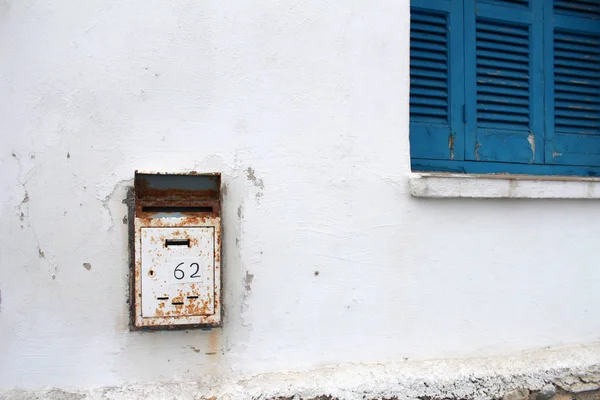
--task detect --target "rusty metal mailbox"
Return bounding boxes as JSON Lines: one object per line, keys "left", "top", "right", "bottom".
{"left": 132, "top": 172, "right": 221, "bottom": 329}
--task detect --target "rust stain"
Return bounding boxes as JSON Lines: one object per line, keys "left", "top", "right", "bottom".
{"left": 135, "top": 177, "right": 219, "bottom": 203}
{"left": 207, "top": 329, "right": 219, "bottom": 355}
{"left": 182, "top": 297, "right": 210, "bottom": 316}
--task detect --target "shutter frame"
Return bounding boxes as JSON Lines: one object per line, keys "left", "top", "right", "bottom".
{"left": 409, "top": 0, "right": 465, "bottom": 161}
{"left": 544, "top": 2, "right": 600, "bottom": 166}
{"left": 464, "top": 0, "right": 544, "bottom": 164}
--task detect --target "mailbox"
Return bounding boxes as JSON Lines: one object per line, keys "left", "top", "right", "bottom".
{"left": 131, "top": 171, "right": 222, "bottom": 329}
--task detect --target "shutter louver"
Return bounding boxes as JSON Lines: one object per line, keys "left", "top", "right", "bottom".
{"left": 545, "top": 1, "right": 600, "bottom": 166}
{"left": 553, "top": 30, "right": 600, "bottom": 136}
{"left": 464, "top": 0, "right": 541, "bottom": 164}
{"left": 481, "top": 0, "right": 529, "bottom": 7}
{"left": 554, "top": 1, "right": 600, "bottom": 20}
{"left": 410, "top": 11, "right": 449, "bottom": 124}
{"left": 476, "top": 20, "right": 530, "bottom": 131}
{"left": 409, "top": 0, "right": 464, "bottom": 161}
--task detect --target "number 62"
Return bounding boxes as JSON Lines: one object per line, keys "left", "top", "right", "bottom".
{"left": 174, "top": 262, "right": 201, "bottom": 280}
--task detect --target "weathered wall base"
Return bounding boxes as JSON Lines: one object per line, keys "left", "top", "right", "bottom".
{"left": 2, "top": 343, "right": 599, "bottom": 400}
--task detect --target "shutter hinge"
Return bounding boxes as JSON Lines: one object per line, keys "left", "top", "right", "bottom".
{"left": 462, "top": 104, "right": 467, "bottom": 123}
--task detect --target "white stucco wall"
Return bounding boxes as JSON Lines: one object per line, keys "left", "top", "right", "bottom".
{"left": 1, "top": 0, "right": 600, "bottom": 394}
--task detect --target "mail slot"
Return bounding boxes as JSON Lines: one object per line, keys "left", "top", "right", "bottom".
{"left": 131, "top": 171, "right": 222, "bottom": 330}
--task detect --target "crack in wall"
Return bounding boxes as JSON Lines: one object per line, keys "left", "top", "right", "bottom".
{"left": 12, "top": 152, "right": 58, "bottom": 279}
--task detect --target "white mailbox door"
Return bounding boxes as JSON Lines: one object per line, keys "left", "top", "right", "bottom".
{"left": 140, "top": 227, "right": 215, "bottom": 318}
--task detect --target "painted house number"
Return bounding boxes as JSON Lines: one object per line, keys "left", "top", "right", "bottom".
{"left": 174, "top": 261, "right": 202, "bottom": 280}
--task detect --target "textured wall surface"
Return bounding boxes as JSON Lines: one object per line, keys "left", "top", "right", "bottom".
{"left": 1, "top": 0, "right": 600, "bottom": 394}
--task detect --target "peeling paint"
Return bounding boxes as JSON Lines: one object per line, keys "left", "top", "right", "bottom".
{"left": 527, "top": 134, "right": 535, "bottom": 162}
{"left": 101, "top": 179, "right": 131, "bottom": 233}
{"left": 247, "top": 167, "right": 265, "bottom": 203}
{"left": 246, "top": 167, "right": 264, "bottom": 189}
{"left": 83, "top": 263, "right": 92, "bottom": 271}
{"left": 244, "top": 271, "right": 254, "bottom": 292}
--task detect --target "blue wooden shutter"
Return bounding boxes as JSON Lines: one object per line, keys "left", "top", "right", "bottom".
{"left": 410, "top": 0, "right": 464, "bottom": 160}
{"left": 544, "top": 1, "right": 600, "bottom": 167}
{"left": 464, "top": 0, "right": 544, "bottom": 164}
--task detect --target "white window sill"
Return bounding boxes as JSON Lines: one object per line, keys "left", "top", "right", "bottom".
{"left": 409, "top": 172, "right": 600, "bottom": 199}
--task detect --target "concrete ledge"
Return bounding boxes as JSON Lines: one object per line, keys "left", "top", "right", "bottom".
{"left": 410, "top": 172, "right": 600, "bottom": 199}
